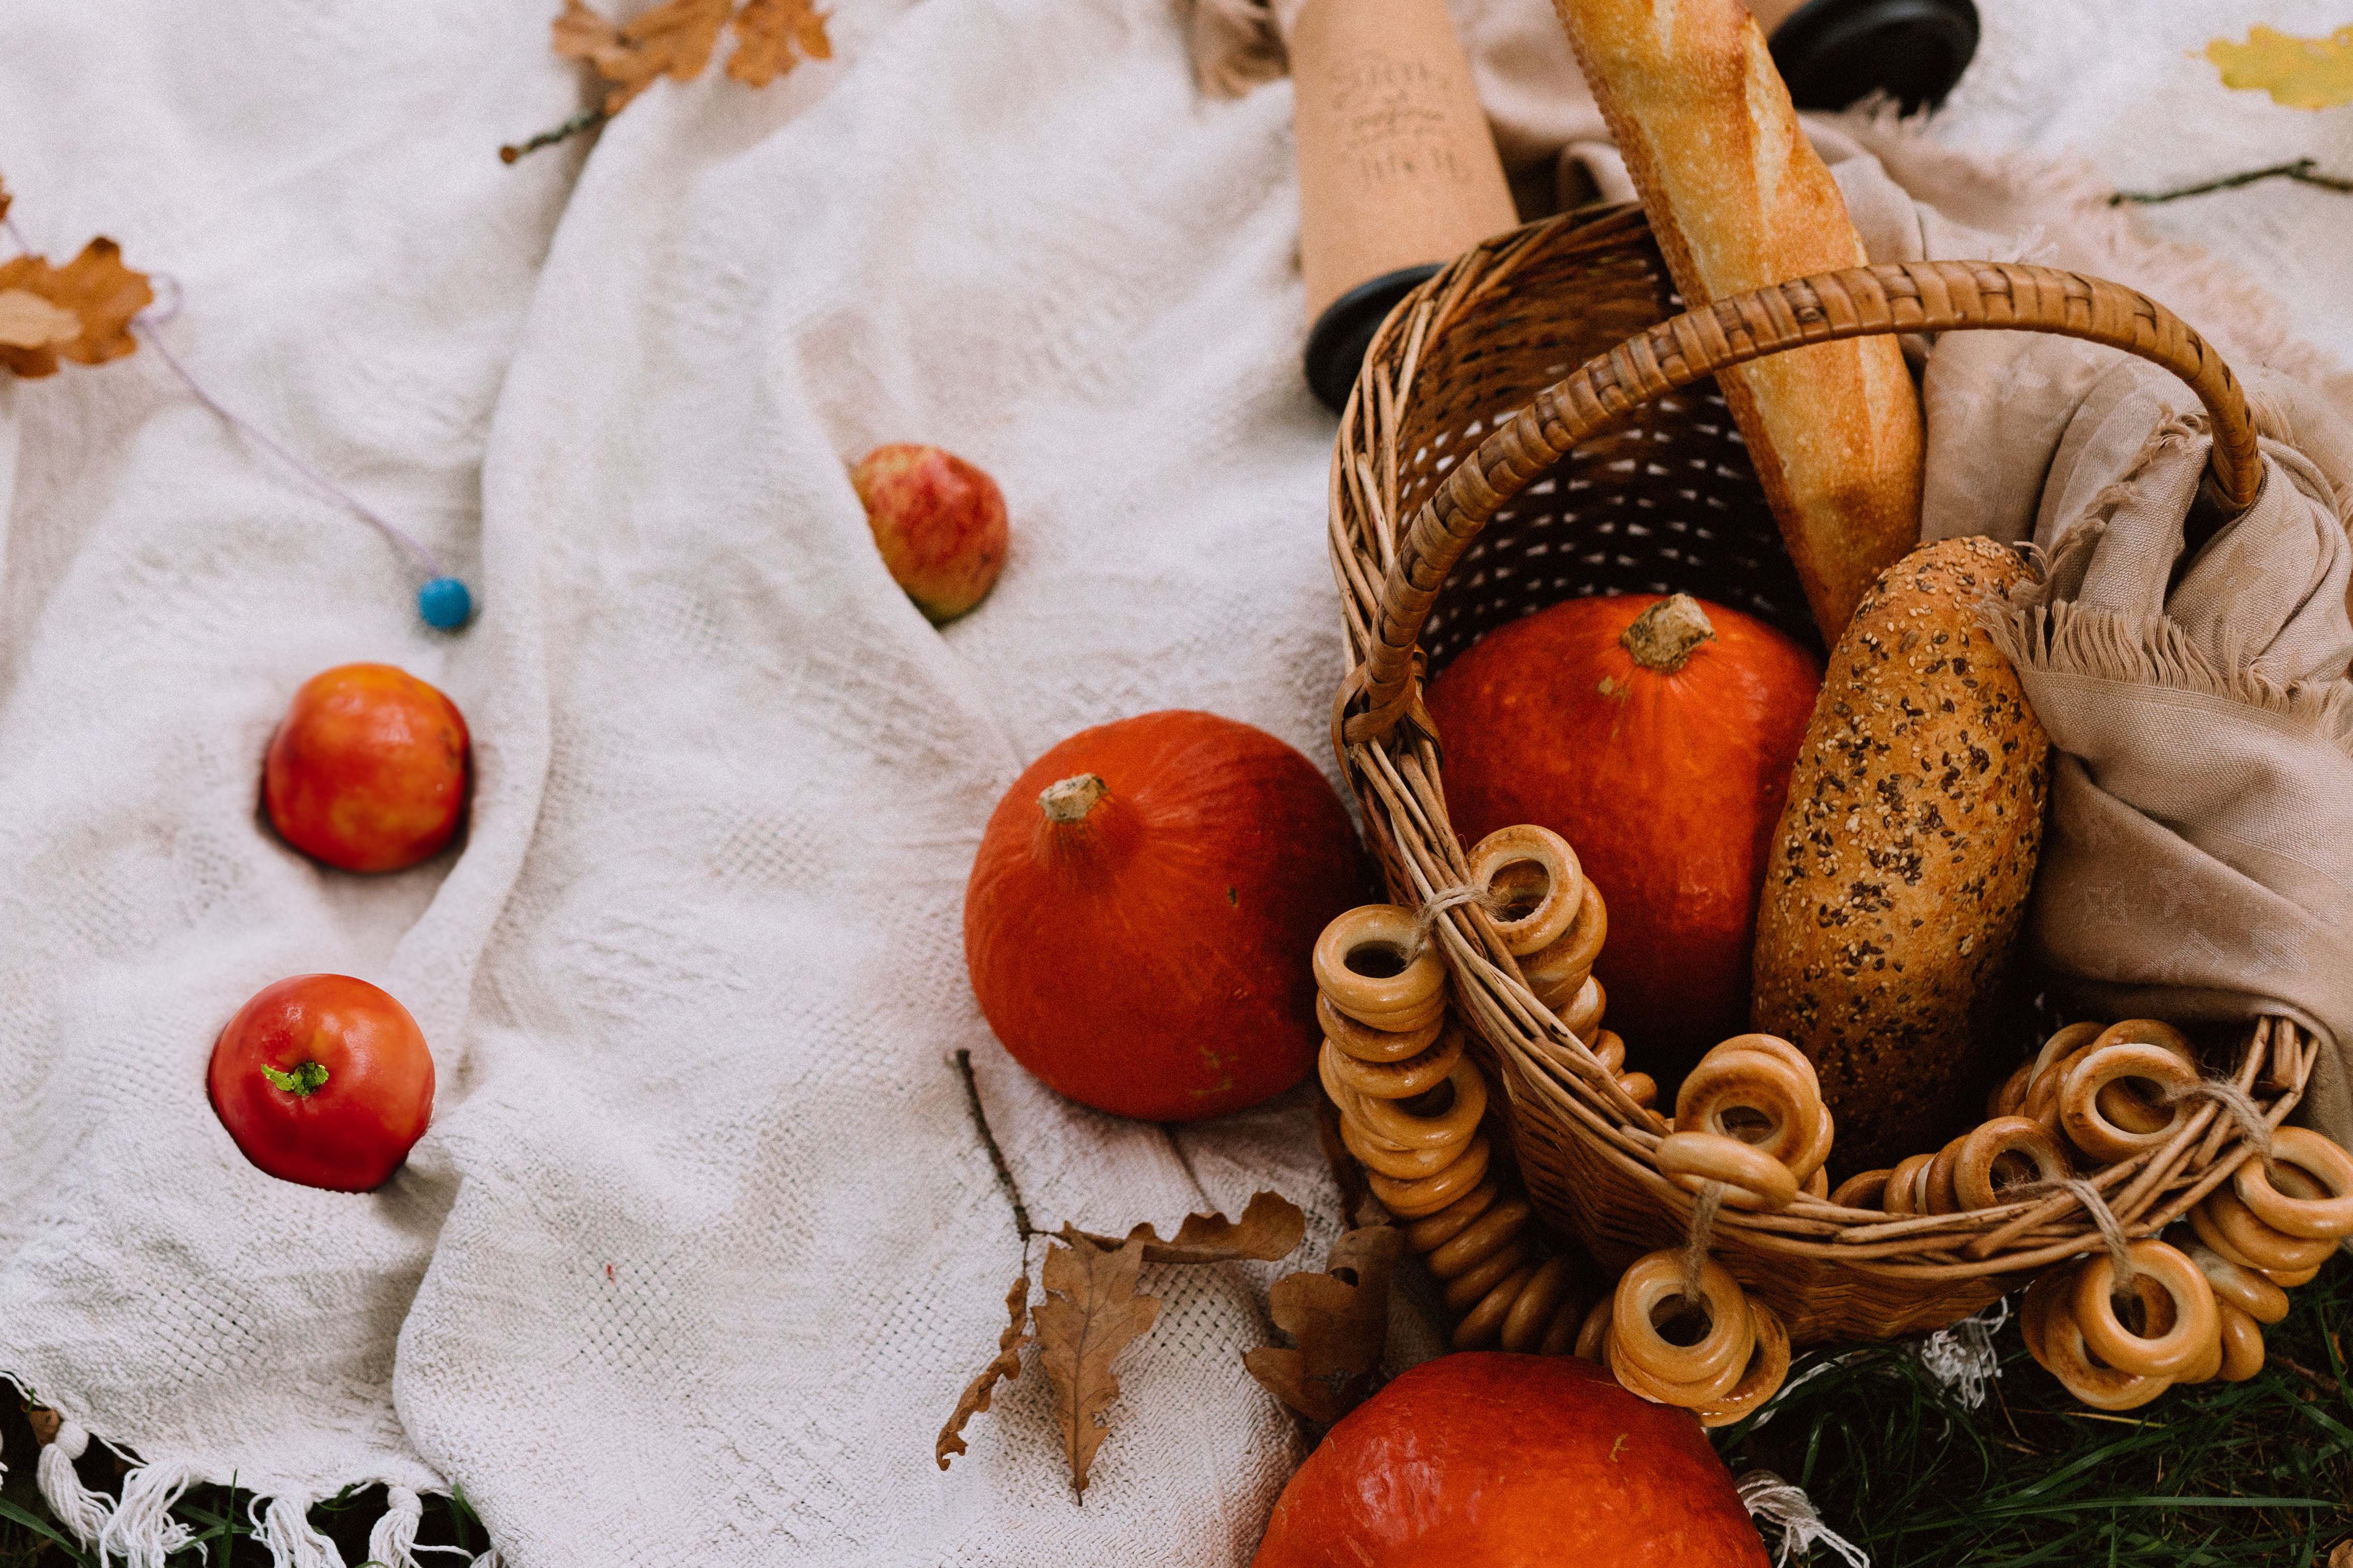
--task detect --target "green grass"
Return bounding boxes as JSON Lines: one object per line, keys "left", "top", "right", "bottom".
{"left": 2, "top": 1257, "right": 2344, "bottom": 1564}
{"left": 1715, "top": 1253, "right": 2353, "bottom": 1565}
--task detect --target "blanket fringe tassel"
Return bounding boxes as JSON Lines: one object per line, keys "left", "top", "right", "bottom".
{"left": 369, "top": 1484, "right": 427, "bottom": 1568}
{"left": 4, "top": 1393, "right": 468, "bottom": 1568}
{"left": 36, "top": 1420, "right": 113, "bottom": 1545}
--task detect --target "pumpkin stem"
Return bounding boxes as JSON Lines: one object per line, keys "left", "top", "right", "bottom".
{"left": 1621, "top": 594, "right": 1716, "bottom": 673}
{"left": 261, "top": 1060, "right": 329, "bottom": 1097}
{"left": 1038, "top": 773, "right": 1109, "bottom": 825}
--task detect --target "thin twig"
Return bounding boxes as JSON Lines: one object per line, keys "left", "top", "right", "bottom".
{"left": 954, "top": 1048, "right": 1035, "bottom": 1240}
{"left": 500, "top": 108, "right": 609, "bottom": 165}
{"left": 2111, "top": 158, "right": 2353, "bottom": 206}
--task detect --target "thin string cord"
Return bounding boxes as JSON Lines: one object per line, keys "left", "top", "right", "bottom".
{"left": 2163, "top": 1077, "right": 2276, "bottom": 1166}
{"left": 134, "top": 273, "right": 445, "bottom": 577}
{"left": 2009, "top": 1174, "right": 2139, "bottom": 1291}
{"left": 1679, "top": 1181, "right": 1726, "bottom": 1304}
{"left": 6, "top": 217, "right": 471, "bottom": 625}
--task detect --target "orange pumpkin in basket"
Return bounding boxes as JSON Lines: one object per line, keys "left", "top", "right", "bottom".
{"left": 1254, "top": 1353, "right": 1768, "bottom": 1566}
{"left": 964, "top": 710, "right": 1363, "bottom": 1121}
{"left": 1427, "top": 594, "right": 1818, "bottom": 1081}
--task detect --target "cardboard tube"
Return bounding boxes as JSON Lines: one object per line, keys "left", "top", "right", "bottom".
{"left": 1292, "top": 0, "right": 1515, "bottom": 409}
{"left": 1292, "top": 0, "right": 1516, "bottom": 323}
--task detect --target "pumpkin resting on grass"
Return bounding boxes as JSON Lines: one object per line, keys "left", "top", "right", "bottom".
{"left": 1254, "top": 1353, "right": 1769, "bottom": 1566}
{"left": 1427, "top": 593, "right": 1820, "bottom": 1083}
{"left": 963, "top": 709, "right": 1362, "bottom": 1121}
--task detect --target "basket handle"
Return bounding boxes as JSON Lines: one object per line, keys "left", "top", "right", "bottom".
{"left": 1345, "top": 259, "right": 2262, "bottom": 745}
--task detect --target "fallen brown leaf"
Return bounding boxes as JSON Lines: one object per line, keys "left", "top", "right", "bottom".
{"left": 936, "top": 1271, "right": 1032, "bottom": 1471}
{"left": 1035, "top": 1231, "right": 1160, "bottom": 1495}
{"left": 1243, "top": 1224, "right": 1401, "bottom": 1426}
{"left": 25, "top": 1403, "right": 60, "bottom": 1446}
{"left": 726, "top": 0, "right": 831, "bottom": 86}
{"left": 554, "top": 0, "right": 733, "bottom": 114}
{"left": 0, "top": 289, "right": 80, "bottom": 351}
{"left": 2330, "top": 1540, "right": 2352, "bottom": 1568}
{"left": 1077, "top": 1189, "right": 1306, "bottom": 1266}
{"left": 0, "top": 238, "right": 152, "bottom": 379}
{"left": 0, "top": 175, "right": 11, "bottom": 229}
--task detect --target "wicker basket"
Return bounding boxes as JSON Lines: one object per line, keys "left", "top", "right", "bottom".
{"left": 1324, "top": 202, "right": 2312, "bottom": 1345}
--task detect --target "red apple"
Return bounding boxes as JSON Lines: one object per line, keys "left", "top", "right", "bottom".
{"left": 264, "top": 663, "right": 469, "bottom": 873}
{"left": 208, "top": 974, "right": 435, "bottom": 1191}
{"left": 850, "top": 443, "right": 1009, "bottom": 621}
{"left": 1255, "top": 1353, "right": 1769, "bottom": 1567}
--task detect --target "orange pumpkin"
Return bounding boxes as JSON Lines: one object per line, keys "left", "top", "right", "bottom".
{"left": 963, "top": 710, "right": 1363, "bottom": 1121}
{"left": 1426, "top": 594, "right": 1819, "bottom": 1082}
{"left": 1254, "top": 1353, "right": 1768, "bottom": 1566}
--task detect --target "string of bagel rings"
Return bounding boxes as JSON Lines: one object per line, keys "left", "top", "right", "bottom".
{"left": 1312, "top": 822, "right": 2349, "bottom": 1419}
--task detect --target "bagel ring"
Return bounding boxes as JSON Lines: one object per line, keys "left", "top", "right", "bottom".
{"left": 1831, "top": 1168, "right": 1895, "bottom": 1211}
{"left": 1609, "top": 1254, "right": 1754, "bottom": 1401}
{"left": 2186, "top": 1243, "right": 2290, "bottom": 1325}
{"left": 2233, "top": 1125, "right": 2353, "bottom": 1240}
{"left": 1520, "top": 882, "right": 1608, "bottom": 1002}
{"left": 1674, "top": 1048, "right": 1821, "bottom": 1169}
{"left": 1655, "top": 1131, "right": 1799, "bottom": 1211}
{"left": 1319, "top": 1029, "right": 1464, "bottom": 1100}
{"left": 1801, "top": 1164, "right": 1829, "bottom": 1200}
{"left": 1953, "top": 1116, "right": 2071, "bottom": 1209}
{"left": 2071, "top": 1240, "right": 2217, "bottom": 1380}
{"left": 2191, "top": 1185, "right": 2341, "bottom": 1271}
{"left": 1923, "top": 1135, "right": 1969, "bottom": 1215}
{"left": 2215, "top": 1299, "right": 2267, "bottom": 1382}
{"left": 1695, "top": 1300, "right": 1792, "bottom": 1428}
{"left": 1352, "top": 1058, "right": 1488, "bottom": 1150}
{"left": 1401, "top": 1180, "right": 1499, "bottom": 1253}
{"left": 1589, "top": 1029, "right": 1627, "bottom": 1075}
{"left": 2029, "top": 1020, "right": 2108, "bottom": 1085}
{"left": 1496, "top": 1255, "right": 1581, "bottom": 1353}
{"left": 1989, "top": 1059, "right": 2036, "bottom": 1119}
{"left": 1616, "top": 1071, "right": 1659, "bottom": 1111}
{"left": 2059, "top": 1043, "right": 2195, "bottom": 1161}
{"left": 1425, "top": 1196, "right": 1534, "bottom": 1281}
{"left": 1367, "top": 1135, "right": 1491, "bottom": 1218}
{"left": 1557, "top": 975, "right": 1606, "bottom": 1041}
{"left": 1467, "top": 826, "right": 1585, "bottom": 957}
{"left": 1338, "top": 1111, "right": 1460, "bottom": 1179}
{"left": 1707, "top": 1033, "right": 1821, "bottom": 1097}
{"left": 1313, "top": 905, "right": 1446, "bottom": 1025}
{"left": 1884, "top": 1152, "right": 1936, "bottom": 1216}
{"left": 1573, "top": 1294, "right": 1614, "bottom": 1361}
{"left": 2034, "top": 1277, "right": 2175, "bottom": 1412}
{"left": 1316, "top": 994, "right": 1443, "bottom": 1063}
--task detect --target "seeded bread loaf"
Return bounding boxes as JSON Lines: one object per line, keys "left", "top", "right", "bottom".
{"left": 1750, "top": 537, "right": 2050, "bottom": 1171}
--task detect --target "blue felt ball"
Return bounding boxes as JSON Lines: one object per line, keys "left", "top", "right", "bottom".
{"left": 417, "top": 576, "right": 474, "bottom": 630}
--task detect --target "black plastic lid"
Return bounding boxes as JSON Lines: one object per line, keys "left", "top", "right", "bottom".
{"left": 1303, "top": 263, "right": 1444, "bottom": 415}
{"left": 1769, "top": 0, "right": 1980, "bottom": 113}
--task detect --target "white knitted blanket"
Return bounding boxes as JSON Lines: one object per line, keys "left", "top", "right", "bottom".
{"left": 0, "top": 0, "right": 2343, "bottom": 1563}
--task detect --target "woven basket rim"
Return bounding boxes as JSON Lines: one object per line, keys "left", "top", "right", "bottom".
{"left": 1326, "top": 204, "right": 2310, "bottom": 1291}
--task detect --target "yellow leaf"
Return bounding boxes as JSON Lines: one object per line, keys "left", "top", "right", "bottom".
{"left": 2203, "top": 25, "right": 2353, "bottom": 110}
{"left": 0, "top": 237, "right": 153, "bottom": 379}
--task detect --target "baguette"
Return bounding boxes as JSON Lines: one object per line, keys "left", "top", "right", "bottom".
{"left": 1750, "top": 538, "right": 2050, "bottom": 1171}
{"left": 1547, "top": 0, "right": 1923, "bottom": 640}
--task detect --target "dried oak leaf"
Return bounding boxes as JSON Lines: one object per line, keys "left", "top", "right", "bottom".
{"left": 1036, "top": 1231, "right": 1160, "bottom": 1495}
{"left": 936, "top": 1270, "right": 1033, "bottom": 1471}
{"left": 555, "top": 0, "right": 733, "bottom": 114}
{"left": 1076, "top": 1190, "right": 1306, "bottom": 1266}
{"left": 2203, "top": 25, "right": 2353, "bottom": 110}
{"left": 0, "top": 239, "right": 152, "bottom": 379}
{"left": 726, "top": 0, "right": 831, "bottom": 87}
{"left": 1243, "top": 1224, "right": 1401, "bottom": 1427}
